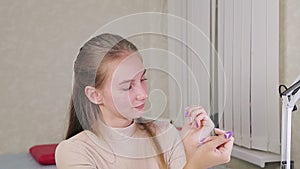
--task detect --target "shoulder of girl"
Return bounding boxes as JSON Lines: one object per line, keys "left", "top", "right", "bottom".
{"left": 57, "top": 131, "right": 90, "bottom": 149}
{"left": 153, "top": 120, "right": 176, "bottom": 132}
{"left": 55, "top": 132, "right": 96, "bottom": 168}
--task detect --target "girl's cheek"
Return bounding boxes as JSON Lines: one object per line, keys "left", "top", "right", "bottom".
{"left": 143, "top": 83, "right": 149, "bottom": 94}
{"left": 115, "top": 94, "right": 131, "bottom": 111}
{"left": 128, "top": 90, "right": 137, "bottom": 104}
{"left": 112, "top": 90, "right": 130, "bottom": 105}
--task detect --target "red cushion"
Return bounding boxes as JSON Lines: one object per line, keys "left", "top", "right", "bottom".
{"left": 29, "top": 144, "right": 58, "bottom": 165}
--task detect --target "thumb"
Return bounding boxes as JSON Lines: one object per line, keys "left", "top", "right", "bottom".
{"left": 206, "top": 135, "right": 228, "bottom": 148}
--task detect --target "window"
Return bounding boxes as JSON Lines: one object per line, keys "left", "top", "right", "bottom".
{"left": 167, "top": 0, "right": 280, "bottom": 167}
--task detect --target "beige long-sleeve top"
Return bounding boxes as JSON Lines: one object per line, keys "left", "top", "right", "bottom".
{"left": 55, "top": 120, "right": 186, "bottom": 169}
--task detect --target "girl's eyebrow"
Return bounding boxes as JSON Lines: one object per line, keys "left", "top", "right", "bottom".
{"left": 118, "top": 69, "right": 147, "bottom": 85}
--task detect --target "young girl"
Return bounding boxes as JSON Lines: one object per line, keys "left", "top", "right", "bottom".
{"left": 55, "top": 33, "right": 234, "bottom": 169}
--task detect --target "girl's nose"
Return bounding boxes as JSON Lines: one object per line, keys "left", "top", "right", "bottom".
{"left": 136, "top": 87, "right": 148, "bottom": 100}
{"left": 136, "top": 93, "right": 148, "bottom": 100}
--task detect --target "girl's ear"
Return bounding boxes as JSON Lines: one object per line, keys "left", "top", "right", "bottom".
{"left": 84, "top": 86, "right": 103, "bottom": 105}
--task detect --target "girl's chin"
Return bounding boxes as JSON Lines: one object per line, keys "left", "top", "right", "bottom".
{"left": 130, "top": 110, "right": 145, "bottom": 119}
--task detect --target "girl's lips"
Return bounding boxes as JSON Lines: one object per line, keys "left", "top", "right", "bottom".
{"left": 135, "top": 104, "right": 145, "bottom": 110}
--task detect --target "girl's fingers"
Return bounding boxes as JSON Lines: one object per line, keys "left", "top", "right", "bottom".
{"left": 223, "top": 137, "right": 234, "bottom": 149}
{"left": 198, "top": 136, "right": 214, "bottom": 146}
{"left": 206, "top": 135, "right": 228, "bottom": 148}
{"left": 185, "top": 106, "right": 204, "bottom": 117}
{"left": 184, "top": 105, "right": 214, "bottom": 131}
{"left": 189, "top": 107, "right": 207, "bottom": 125}
{"left": 182, "top": 105, "right": 215, "bottom": 140}
{"left": 214, "top": 128, "right": 234, "bottom": 139}
{"left": 194, "top": 113, "right": 210, "bottom": 128}
{"left": 186, "top": 105, "right": 203, "bottom": 112}
{"left": 218, "top": 137, "right": 234, "bottom": 158}
{"left": 199, "top": 131, "right": 234, "bottom": 148}
{"left": 214, "top": 128, "right": 226, "bottom": 135}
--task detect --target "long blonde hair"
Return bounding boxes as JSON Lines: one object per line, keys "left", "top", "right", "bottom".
{"left": 66, "top": 33, "right": 167, "bottom": 168}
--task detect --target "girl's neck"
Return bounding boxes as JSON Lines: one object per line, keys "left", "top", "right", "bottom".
{"left": 99, "top": 107, "right": 133, "bottom": 128}
{"left": 104, "top": 117, "right": 134, "bottom": 128}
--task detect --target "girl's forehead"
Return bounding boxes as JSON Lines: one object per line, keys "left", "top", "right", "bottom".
{"left": 111, "top": 52, "right": 145, "bottom": 82}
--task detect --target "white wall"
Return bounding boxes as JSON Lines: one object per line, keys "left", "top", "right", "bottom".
{"left": 0, "top": 0, "right": 167, "bottom": 154}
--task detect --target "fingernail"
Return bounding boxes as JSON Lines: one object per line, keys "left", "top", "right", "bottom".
{"left": 200, "top": 137, "right": 206, "bottom": 142}
{"left": 196, "top": 123, "right": 199, "bottom": 128}
{"left": 224, "top": 131, "right": 233, "bottom": 139}
{"left": 198, "top": 138, "right": 206, "bottom": 147}
{"left": 184, "top": 111, "right": 189, "bottom": 117}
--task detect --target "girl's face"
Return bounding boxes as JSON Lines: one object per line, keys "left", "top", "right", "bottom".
{"left": 99, "top": 51, "right": 148, "bottom": 126}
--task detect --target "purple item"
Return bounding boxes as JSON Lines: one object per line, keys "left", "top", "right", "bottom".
{"left": 224, "top": 131, "right": 233, "bottom": 139}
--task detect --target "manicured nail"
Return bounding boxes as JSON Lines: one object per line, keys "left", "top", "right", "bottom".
{"left": 224, "top": 131, "right": 233, "bottom": 139}
{"left": 185, "top": 111, "right": 189, "bottom": 117}
{"left": 196, "top": 122, "right": 199, "bottom": 128}
{"left": 200, "top": 138, "right": 206, "bottom": 142}
{"left": 198, "top": 138, "right": 206, "bottom": 147}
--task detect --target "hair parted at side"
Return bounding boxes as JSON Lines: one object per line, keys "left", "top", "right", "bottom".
{"left": 65, "top": 33, "right": 167, "bottom": 169}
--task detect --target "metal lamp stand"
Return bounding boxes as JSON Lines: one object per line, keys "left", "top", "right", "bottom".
{"left": 279, "top": 75, "right": 300, "bottom": 169}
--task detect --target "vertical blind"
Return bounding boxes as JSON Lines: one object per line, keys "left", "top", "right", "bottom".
{"left": 218, "top": 0, "right": 280, "bottom": 153}
{"left": 168, "top": 0, "right": 280, "bottom": 153}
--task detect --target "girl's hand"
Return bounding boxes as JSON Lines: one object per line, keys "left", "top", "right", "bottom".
{"left": 187, "top": 129, "right": 234, "bottom": 169}
{"left": 181, "top": 106, "right": 215, "bottom": 159}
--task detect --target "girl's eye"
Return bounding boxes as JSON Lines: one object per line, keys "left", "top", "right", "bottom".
{"left": 122, "top": 84, "right": 132, "bottom": 91}
{"left": 122, "top": 78, "right": 147, "bottom": 91}
{"left": 128, "top": 85, "right": 132, "bottom": 90}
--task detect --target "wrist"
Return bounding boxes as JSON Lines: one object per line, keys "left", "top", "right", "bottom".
{"left": 184, "top": 152, "right": 208, "bottom": 169}
{"left": 184, "top": 161, "right": 207, "bottom": 169}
